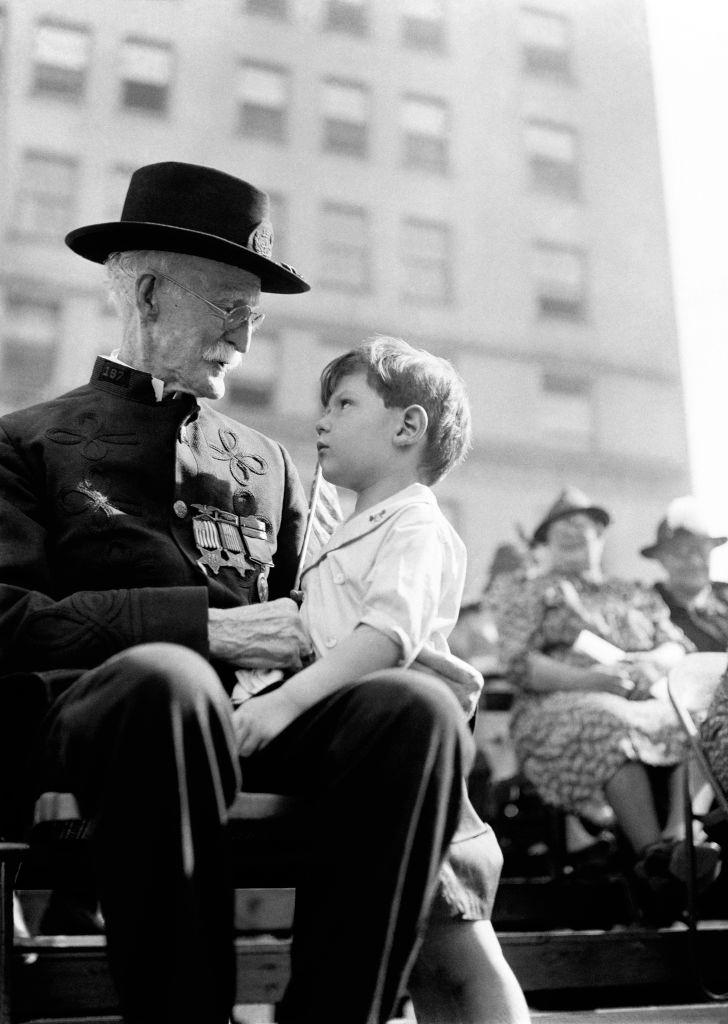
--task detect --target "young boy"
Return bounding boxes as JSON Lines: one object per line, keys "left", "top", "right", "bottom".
{"left": 234, "top": 336, "right": 530, "bottom": 1023}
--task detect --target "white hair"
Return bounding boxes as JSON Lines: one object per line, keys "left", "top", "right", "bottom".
{"left": 104, "top": 250, "right": 199, "bottom": 325}
{"left": 104, "top": 250, "right": 261, "bottom": 347}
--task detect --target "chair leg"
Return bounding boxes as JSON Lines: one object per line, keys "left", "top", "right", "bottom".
{"left": 0, "top": 843, "right": 28, "bottom": 1024}
{"left": 682, "top": 763, "right": 698, "bottom": 924}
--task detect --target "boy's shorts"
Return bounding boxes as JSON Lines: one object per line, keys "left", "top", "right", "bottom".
{"left": 428, "top": 783, "right": 504, "bottom": 921}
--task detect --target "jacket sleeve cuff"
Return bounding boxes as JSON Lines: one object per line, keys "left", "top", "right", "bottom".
{"left": 133, "top": 587, "right": 210, "bottom": 658}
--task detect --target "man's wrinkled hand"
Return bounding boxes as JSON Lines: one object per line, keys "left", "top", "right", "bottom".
{"left": 233, "top": 688, "right": 301, "bottom": 756}
{"left": 208, "top": 597, "right": 313, "bottom": 670}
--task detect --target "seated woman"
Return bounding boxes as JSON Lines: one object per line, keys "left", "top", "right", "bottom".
{"left": 641, "top": 496, "right": 728, "bottom": 652}
{"left": 483, "top": 487, "right": 721, "bottom": 912}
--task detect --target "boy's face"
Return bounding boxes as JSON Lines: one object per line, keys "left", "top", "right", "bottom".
{"left": 316, "top": 370, "right": 404, "bottom": 492}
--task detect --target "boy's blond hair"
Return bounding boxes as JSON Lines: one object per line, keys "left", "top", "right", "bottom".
{"left": 320, "top": 335, "right": 472, "bottom": 484}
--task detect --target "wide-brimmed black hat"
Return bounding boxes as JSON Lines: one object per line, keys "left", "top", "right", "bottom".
{"left": 65, "top": 161, "right": 309, "bottom": 294}
{"left": 641, "top": 496, "right": 727, "bottom": 559}
{"left": 532, "top": 486, "right": 610, "bottom": 546}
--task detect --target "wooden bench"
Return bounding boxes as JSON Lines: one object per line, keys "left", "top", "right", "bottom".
{"left": 1, "top": 792, "right": 303, "bottom": 1024}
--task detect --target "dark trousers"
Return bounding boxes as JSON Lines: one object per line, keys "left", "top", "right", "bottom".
{"left": 33, "top": 644, "right": 471, "bottom": 1024}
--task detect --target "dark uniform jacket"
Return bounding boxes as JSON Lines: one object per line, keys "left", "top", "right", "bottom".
{"left": 0, "top": 356, "right": 308, "bottom": 697}
{"left": 655, "top": 580, "right": 728, "bottom": 653}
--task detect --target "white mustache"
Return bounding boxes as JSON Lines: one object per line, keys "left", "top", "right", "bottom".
{"left": 203, "top": 342, "right": 242, "bottom": 367}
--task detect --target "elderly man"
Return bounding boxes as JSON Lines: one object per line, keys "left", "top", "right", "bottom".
{"left": 0, "top": 163, "right": 470, "bottom": 1024}
{"left": 641, "top": 495, "right": 728, "bottom": 652}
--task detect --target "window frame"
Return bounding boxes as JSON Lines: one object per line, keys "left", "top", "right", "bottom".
{"left": 13, "top": 149, "right": 79, "bottom": 240}
{"left": 120, "top": 35, "right": 174, "bottom": 115}
{"left": 519, "top": 5, "right": 573, "bottom": 81}
{"left": 400, "top": 215, "right": 452, "bottom": 305}
{"left": 319, "top": 201, "right": 371, "bottom": 293}
{"left": 237, "top": 60, "right": 289, "bottom": 142}
{"left": 31, "top": 18, "right": 91, "bottom": 100}
{"left": 524, "top": 118, "right": 580, "bottom": 199}
{"left": 401, "top": 93, "right": 450, "bottom": 174}
{"left": 533, "top": 240, "right": 588, "bottom": 321}
{"left": 322, "top": 77, "right": 369, "bottom": 158}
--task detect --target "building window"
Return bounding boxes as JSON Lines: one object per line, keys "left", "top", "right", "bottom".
{"left": 325, "top": 0, "right": 368, "bottom": 36}
{"left": 225, "top": 331, "right": 279, "bottom": 408}
{"left": 245, "top": 0, "right": 288, "bottom": 18}
{"left": 1, "top": 293, "right": 59, "bottom": 402}
{"left": 32, "top": 20, "right": 91, "bottom": 99}
{"left": 401, "top": 0, "right": 445, "bottom": 53}
{"left": 322, "top": 79, "right": 368, "bottom": 157}
{"left": 519, "top": 7, "right": 572, "bottom": 80}
{"left": 320, "top": 203, "right": 370, "bottom": 292}
{"left": 539, "top": 372, "right": 593, "bottom": 447}
{"left": 121, "top": 37, "right": 172, "bottom": 113}
{"left": 524, "top": 120, "right": 579, "bottom": 198}
{"left": 14, "top": 151, "right": 78, "bottom": 239}
{"left": 401, "top": 217, "right": 451, "bottom": 304}
{"left": 237, "top": 63, "right": 287, "bottom": 142}
{"left": 533, "top": 242, "right": 586, "bottom": 320}
{"left": 402, "top": 95, "right": 449, "bottom": 173}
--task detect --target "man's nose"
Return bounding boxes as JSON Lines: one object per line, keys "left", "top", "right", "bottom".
{"left": 226, "top": 322, "right": 253, "bottom": 354}
{"left": 316, "top": 415, "right": 329, "bottom": 435}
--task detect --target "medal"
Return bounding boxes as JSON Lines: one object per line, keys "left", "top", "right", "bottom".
{"left": 190, "top": 504, "right": 273, "bottom": 590}
{"left": 256, "top": 571, "right": 270, "bottom": 603}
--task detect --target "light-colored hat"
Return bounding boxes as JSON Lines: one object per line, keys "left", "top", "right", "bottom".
{"left": 641, "top": 496, "right": 727, "bottom": 559}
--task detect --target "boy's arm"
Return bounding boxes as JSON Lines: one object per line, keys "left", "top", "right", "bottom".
{"left": 234, "top": 625, "right": 399, "bottom": 756}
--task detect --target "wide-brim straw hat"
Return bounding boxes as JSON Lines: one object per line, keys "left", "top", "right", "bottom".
{"left": 532, "top": 486, "right": 610, "bottom": 547}
{"left": 65, "top": 161, "right": 309, "bottom": 294}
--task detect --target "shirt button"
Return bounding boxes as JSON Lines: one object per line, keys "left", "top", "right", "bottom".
{"left": 173, "top": 500, "right": 188, "bottom": 518}
{"left": 325, "top": 637, "right": 337, "bottom": 649}
{"left": 333, "top": 572, "right": 345, "bottom": 584}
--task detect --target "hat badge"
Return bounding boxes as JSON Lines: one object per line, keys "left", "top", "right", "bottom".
{"left": 248, "top": 220, "right": 274, "bottom": 259}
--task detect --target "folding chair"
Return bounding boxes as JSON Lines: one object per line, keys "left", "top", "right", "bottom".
{"left": 667, "top": 651, "right": 728, "bottom": 1000}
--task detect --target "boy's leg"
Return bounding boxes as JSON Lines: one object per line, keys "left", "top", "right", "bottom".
{"left": 410, "top": 920, "right": 531, "bottom": 1024}
{"left": 243, "top": 670, "right": 472, "bottom": 1024}
{"left": 33, "top": 643, "right": 241, "bottom": 1024}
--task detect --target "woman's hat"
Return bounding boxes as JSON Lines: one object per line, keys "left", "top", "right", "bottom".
{"left": 640, "top": 496, "right": 727, "bottom": 559}
{"left": 65, "top": 161, "right": 309, "bottom": 294}
{"left": 532, "top": 486, "right": 610, "bottom": 547}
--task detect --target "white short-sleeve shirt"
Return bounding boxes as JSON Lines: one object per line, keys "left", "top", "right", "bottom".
{"left": 300, "top": 483, "right": 466, "bottom": 666}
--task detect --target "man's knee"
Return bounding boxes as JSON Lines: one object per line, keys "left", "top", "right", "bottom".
{"left": 360, "top": 668, "right": 465, "bottom": 722}
{"left": 349, "top": 670, "right": 473, "bottom": 759}
{"left": 94, "top": 643, "right": 225, "bottom": 711}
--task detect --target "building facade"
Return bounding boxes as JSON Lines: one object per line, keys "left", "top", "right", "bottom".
{"left": 0, "top": 0, "right": 690, "bottom": 592}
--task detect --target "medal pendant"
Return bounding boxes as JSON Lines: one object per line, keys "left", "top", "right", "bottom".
{"left": 256, "top": 571, "right": 269, "bottom": 602}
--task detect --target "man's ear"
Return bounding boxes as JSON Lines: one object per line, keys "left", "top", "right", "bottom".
{"left": 394, "top": 405, "right": 428, "bottom": 448}
{"left": 135, "top": 273, "right": 160, "bottom": 324}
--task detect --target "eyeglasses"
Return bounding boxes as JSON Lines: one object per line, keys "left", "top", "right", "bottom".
{"left": 127, "top": 268, "right": 265, "bottom": 333}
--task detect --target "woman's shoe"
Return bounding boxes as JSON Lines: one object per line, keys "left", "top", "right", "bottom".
{"left": 632, "top": 841, "right": 683, "bottom": 926}
{"left": 668, "top": 838, "right": 722, "bottom": 891}
{"left": 634, "top": 836, "right": 722, "bottom": 911}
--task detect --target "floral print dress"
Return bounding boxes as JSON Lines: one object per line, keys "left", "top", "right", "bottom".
{"left": 700, "top": 674, "right": 728, "bottom": 796}
{"left": 484, "top": 571, "right": 692, "bottom": 822}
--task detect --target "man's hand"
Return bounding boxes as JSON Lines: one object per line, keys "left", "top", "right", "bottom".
{"left": 208, "top": 597, "right": 313, "bottom": 670}
{"left": 233, "top": 688, "right": 302, "bottom": 756}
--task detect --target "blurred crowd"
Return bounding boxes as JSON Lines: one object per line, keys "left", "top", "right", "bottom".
{"left": 451, "top": 488, "right": 728, "bottom": 925}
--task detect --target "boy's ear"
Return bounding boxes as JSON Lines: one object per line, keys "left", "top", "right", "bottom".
{"left": 393, "top": 404, "right": 428, "bottom": 448}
